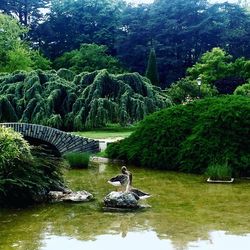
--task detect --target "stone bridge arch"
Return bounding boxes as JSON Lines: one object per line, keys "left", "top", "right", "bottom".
{"left": 0, "top": 123, "right": 100, "bottom": 155}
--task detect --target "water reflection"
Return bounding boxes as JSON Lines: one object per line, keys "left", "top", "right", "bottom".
{"left": 41, "top": 231, "right": 250, "bottom": 250}
{"left": 41, "top": 231, "right": 174, "bottom": 250}
{"left": 0, "top": 162, "right": 250, "bottom": 250}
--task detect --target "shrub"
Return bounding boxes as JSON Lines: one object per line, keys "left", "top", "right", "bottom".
{"left": 234, "top": 81, "right": 250, "bottom": 96}
{"left": 107, "top": 96, "right": 250, "bottom": 176}
{"left": 0, "top": 126, "right": 66, "bottom": 206}
{"left": 166, "top": 77, "right": 218, "bottom": 104}
{"left": 63, "top": 152, "right": 90, "bottom": 168}
{"left": 205, "top": 163, "right": 232, "bottom": 180}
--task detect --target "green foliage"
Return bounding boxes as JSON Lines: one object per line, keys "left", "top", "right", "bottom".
{"left": 6, "top": 46, "right": 34, "bottom": 72}
{"left": 205, "top": 163, "right": 232, "bottom": 181}
{"left": 31, "top": 51, "right": 52, "bottom": 71}
{"left": 234, "top": 80, "right": 250, "bottom": 96}
{"left": 145, "top": 48, "right": 159, "bottom": 86}
{"left": 0, "top": 14, "right": 51, "bottom": 72}
{"left": 2, "top": 1, "right": 250, "bottom": 86}
{"left": 54, "top": 44, "right": 124, "bottom": 74}
{"left": 107, "top": 96, "right": 250, "bottom": 177}
{"left": 0, "top": 69, "right": 171, "bottom": 130}
{"left": 0, "top": 0, "right": 49, "bottom": 26}
{"left": 0, "top": 126, "right": 65, "bottom": 206}
{"left": 57, "top": 68, "right": 76, "bottom": 81}
{"left": 36, "top": 0, "right": 124, "bottom": 58}
{"left": 186, "top": 48, "right": 250, "bottom": 93}
{"left": 116, "top": 1, "right": 250, "bottom": 87}
{"left": 0, "top": 95, "right": 18, "bottom": 121}
{"left": 0, "top": 126, "right": 31, "bottom": 167}
{"left": 166, "top": 78, "right": 218, "bottom": 104}
{"left": 63, "top": 152, "right": 90, "bottom": 169}
{"left": 187, "top": 48, "right": 232, "bottom": 84}
{"left": 0, "top": 14, "right": 31, "bottom": 72}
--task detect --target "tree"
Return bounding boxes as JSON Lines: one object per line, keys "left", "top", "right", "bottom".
{"left": 0, "top": 14, "right": 51, "bottom": 72}
{"left": 0, "top": 13, "right": 33, "bottom": 72}
{"left": 0, "top": 0, "right": 49, "bottom": 26}
{"left": 145, "top": 48, "right": 159, "bottom": 86}
{"left": 186, "top": 47, "right": 250, "bottom": 93}
{"left": 115, "top": 4, "right": 151, "bottom": 77}
{"left": 0, "top": 69, "right": 171, "bottom": 130}
{"left": 166, "top": 77, "right": 218, "bottom": 104}
{"left": 202, "top": 3, "right": 250, "bottom": 59}
{"left": 54, "top": 43, "right": 123, "bottom": 74}
{"left": 187, "top": 48, "right": 232, "bottom": 84}
{"left": 35, "top": 0, "right": 125, "bottom": 59}
{"left": 117, "top": 1, "right": 250, "bottom": 87}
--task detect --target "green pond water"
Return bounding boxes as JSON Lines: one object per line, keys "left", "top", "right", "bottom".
{"left": 0, "top": 162, "right": 250, "bottom": 250}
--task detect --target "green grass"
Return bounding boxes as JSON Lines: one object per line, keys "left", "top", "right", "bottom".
{"left": 72, "top": 124, "right": 135, "bottom": 139}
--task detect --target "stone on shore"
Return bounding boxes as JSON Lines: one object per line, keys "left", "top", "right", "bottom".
{"left": 49, "top": 190, "right": 93, "bottom": 202}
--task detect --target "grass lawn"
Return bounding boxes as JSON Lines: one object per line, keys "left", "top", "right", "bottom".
{"left": 72, "top": 124, "right": 135, "bottom": 139}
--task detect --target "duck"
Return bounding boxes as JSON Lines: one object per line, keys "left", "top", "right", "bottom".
{"left": 130, "top": 188, "right": 151, "bottom": 200}
{"left": 108, "top": 166, "right": 132, "bottom": 192}
{"left": 108, "top": 166, "right": 151, "bottom": 199}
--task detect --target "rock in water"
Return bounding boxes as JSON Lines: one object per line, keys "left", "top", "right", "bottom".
{"left": 103, "top": 191, "right": 139, "bottom": 209}
{"left": 49, "top": 190, "right": 93, "bottom": 202}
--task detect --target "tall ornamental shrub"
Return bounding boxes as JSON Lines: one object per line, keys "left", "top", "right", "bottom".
{"left": 0, "top": 69, "right": 171, "bottom": 130}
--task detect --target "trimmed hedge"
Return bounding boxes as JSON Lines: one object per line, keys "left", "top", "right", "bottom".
{"left": 106, "top": 96, "right": 250, "bottom": 176}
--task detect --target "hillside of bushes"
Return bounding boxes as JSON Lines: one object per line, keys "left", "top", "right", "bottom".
{"left": 106, "top": 95, "right": 250, "bottom": 177}
{"left": 0, "top": 69, "right": 171, "bottom": 130}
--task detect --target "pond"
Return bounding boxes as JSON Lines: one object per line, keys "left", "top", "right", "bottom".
{"left": 0, "top": 162, "right": 250, "bottom": 250}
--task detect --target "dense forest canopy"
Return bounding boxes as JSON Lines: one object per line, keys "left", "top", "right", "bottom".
{"left": 0, "top": 0, "right": 249, "bottom": 88}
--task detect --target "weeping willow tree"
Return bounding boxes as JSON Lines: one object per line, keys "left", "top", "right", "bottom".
{"left": 0, "top": 69, "right": 171, "bottom": 130}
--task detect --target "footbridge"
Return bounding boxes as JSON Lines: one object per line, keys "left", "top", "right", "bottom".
{"left": 0, "top": 123, "right": 100, "bottom": 155}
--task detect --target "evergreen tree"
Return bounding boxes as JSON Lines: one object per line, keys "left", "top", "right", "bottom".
{"left": 0, "top": 69, "right": 171, "bottom": 130}
{"left": 35, "top": 0, "right": 125, "bottom": 59}
{"left": 0, "top": 0, "right": 49, "bottom": 26}
{"left": 145, "top": 48, "right": 159, "bottom": 86}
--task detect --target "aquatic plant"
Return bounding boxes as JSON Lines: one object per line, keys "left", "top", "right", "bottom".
{"left": 63, "top": 152, "right": 90, "bottom": 169}
{"left": 205, "top": 163, "right": 232, "bottom": 181}
{"left": 107, "top": 95, "right": 250, "bottom": 177}
{"left": 0, "top": 69, "right": 171, "bottom": 130}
